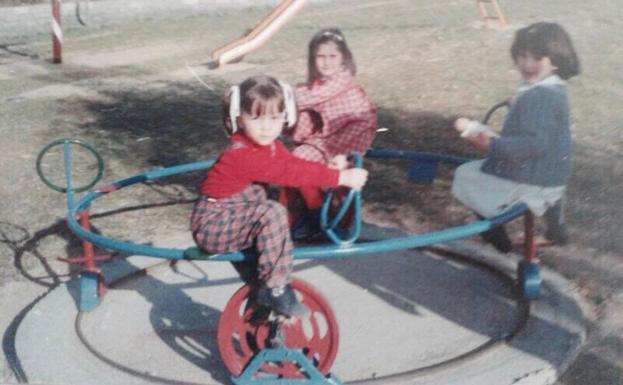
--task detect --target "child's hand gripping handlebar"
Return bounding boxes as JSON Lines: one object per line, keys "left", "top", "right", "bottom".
{"left": 321, "top": 152, "right": 365, "bottom": 245}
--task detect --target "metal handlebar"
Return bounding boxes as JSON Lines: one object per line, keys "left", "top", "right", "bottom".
{"left": 320, "top": 152, "right": 363, "bottom": 245}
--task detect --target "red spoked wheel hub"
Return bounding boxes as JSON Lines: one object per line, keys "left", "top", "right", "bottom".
{"left": 217, "top": 278, "right": 339, "bottom": 378}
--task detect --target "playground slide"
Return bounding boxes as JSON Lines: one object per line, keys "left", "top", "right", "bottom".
{"left": 211, "top": 0, "right": 307, "bottom": 67}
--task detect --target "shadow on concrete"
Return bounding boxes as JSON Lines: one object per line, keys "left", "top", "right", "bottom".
{"left": 76, "top": 257, "right": 320, "bottom": 384}
{"left": 4, "top": 219, "right": 80, "bottom": 288}
{"left": 312, "top": 224, "right": 584, "bottom": 376}
{"left": 79, "top": 258, "right": 234, "bottom": 384}
{"left": 1, "top": 219, "right": 79, "bottom": 383}
{"left": 1, "top": 196, "right": 195, "bottom": 383}
{"left": 0, "top": 219, "right": 109, "bottom": 383}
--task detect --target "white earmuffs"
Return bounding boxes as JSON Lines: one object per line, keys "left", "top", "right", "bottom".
{"left": 229, "top": 85, "right": 241, "bottom": 133}
{"left": 228, "top": 80, "right": 297, "bottom": 134}
{"left": 278, "top": 80, "right": 297, "bottom": 128}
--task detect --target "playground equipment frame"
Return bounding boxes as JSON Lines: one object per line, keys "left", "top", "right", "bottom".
{"left": 38, "top": 134, "right": 542, "bottom": 385}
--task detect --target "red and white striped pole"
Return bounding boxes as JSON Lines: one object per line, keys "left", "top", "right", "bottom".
{"left": 51, "top": 0, "right": 62, "bottom": 63}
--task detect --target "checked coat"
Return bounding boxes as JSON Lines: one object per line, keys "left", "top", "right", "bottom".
{"left": 290, "top": 69, "right": 377, "bottom": 164}
{"left": 284, "top": 70, "right": 376, "bottom": 212}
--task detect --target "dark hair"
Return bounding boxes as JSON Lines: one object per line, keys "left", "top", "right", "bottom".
{"left": 307, "top": 28, "right": 356, "bottom": 83}
{"left": 222, "top": 75, "right": 285, "bottom": 135}
{"left": 510, "top": 22, "right": 580, "bottom": 80}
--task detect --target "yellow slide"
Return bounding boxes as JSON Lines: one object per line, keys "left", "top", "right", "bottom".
{"left": 211, "top": 0, "right": 308, "bottom": 67}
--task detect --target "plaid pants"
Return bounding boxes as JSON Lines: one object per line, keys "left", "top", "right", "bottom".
{"left": 191, "top": 185, "right": 293, "bottom": 288}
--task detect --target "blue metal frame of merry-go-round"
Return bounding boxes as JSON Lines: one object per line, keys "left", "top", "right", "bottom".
{"left": 36, "top": 129, "right": 542, "bottom": 385}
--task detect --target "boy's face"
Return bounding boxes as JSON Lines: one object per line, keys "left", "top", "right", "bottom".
{"left": 240, "top": 110, "right": 285, "bottom": 146}
{"left": 314, "top": 41, "right": 344, "bottom": 79}
{"left": 516, "top": 52, "right": 558, "bottom": 84}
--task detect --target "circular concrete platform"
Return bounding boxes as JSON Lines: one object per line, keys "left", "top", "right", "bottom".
{"left": 13, "top": 227, "right": 585, "bottom": 385}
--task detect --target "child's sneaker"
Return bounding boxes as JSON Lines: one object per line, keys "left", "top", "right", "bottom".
{"left": 256, "top": 284, "right": 310, "bottom": 318}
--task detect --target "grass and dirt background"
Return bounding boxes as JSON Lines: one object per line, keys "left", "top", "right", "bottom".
{"left": 1, "top": 0, "right": 622, "bottom": 383}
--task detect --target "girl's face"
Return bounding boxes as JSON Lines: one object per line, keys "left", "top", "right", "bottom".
{"left": 314, "top": 41, "right": 344, "bottom": 79}
{"left": 516, "top": 52, "right": 558, "bottom": 84}
{"left": 239, "top": 108, "right": 285, "bottom": 146}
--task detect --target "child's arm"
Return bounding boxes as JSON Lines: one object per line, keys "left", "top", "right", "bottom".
{"left": 454, "top": 118, "right": 497, "bottom": 152}
{"left": 289, "top": 109, "right": 324, "bottom": 143}
{"left": 455, "top": 118, "right": 499, "bottom": 138}
{"left": 274, "top": 144, "right": 368, "bottom": 190}
{"left": 229, "top": 142, "right": 343, "bottom": 189}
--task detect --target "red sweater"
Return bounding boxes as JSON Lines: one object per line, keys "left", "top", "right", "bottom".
{"left": 200, "top": 134, "right": 340, "bottom": 198}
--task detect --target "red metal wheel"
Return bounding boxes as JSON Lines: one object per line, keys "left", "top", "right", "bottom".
{"left": 217, "top": 278, "right": 339, "bottom": 378}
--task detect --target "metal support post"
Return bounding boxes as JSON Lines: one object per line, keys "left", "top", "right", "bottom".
{"left": 51, "top": 0, "right": 63, "bottom": 63}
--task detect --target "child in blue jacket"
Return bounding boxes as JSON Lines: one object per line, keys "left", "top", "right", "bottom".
{"left": 452, "top": 22, "right": 580, "bottom": 252}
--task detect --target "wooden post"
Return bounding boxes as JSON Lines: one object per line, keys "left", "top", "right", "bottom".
{"left": 476, "top": 0, "right": 507, "bottom": 29}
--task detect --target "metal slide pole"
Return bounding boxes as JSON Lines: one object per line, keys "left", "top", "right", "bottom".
{"left": 211, "top": 0, "right": 307, "bottom": 67}
{"left": 51, "top": 0, "right": 62, "bottom": 63}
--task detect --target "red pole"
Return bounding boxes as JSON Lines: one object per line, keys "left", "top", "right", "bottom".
{"left": 523, "top": 211, "right": 537, "bottom": 262}
{"left": 51, "top": 0, "right": 62, "bottom": 63}
{"left": 79, "top": 211, "right": 109, "bottom": 296}
{"left": 57, "top": 210, "right": 113, "bottom": 265}
{"left": 78, "top": 211, "right": 98, "bottom": 271}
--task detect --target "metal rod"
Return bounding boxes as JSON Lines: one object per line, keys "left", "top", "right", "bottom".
{"left": 51, "top": 0, "right": 62, "bottom": 63}
{"left": 523, "top": 211, "right": 537, "bottom": 262}
{"left": 79, "top": 211, "right": 98, "bottom": 271}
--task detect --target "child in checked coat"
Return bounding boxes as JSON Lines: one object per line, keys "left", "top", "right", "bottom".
{"left": 283, "top": 28, "right": 377, "bottom": 231}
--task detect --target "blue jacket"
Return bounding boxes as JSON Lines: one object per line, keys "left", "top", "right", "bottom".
{"left": 482, "top": 82, "right": 572, "bottom": 187}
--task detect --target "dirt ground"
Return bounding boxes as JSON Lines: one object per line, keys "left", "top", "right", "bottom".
{"left": 1, "top": 0, "right": 622, "bottom": 384}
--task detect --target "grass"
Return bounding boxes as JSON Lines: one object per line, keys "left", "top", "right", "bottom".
{"left": 62, "top": 0, "right": 623, "bottom": 254}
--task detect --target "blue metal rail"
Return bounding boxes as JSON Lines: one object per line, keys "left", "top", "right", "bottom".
{"left": 64, "top": 149, "right": 526, "bottom": 262}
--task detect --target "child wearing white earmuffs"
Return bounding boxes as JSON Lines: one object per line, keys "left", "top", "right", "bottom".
{"left": 190, "top": 75, "right": 368, "bottom": 318}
